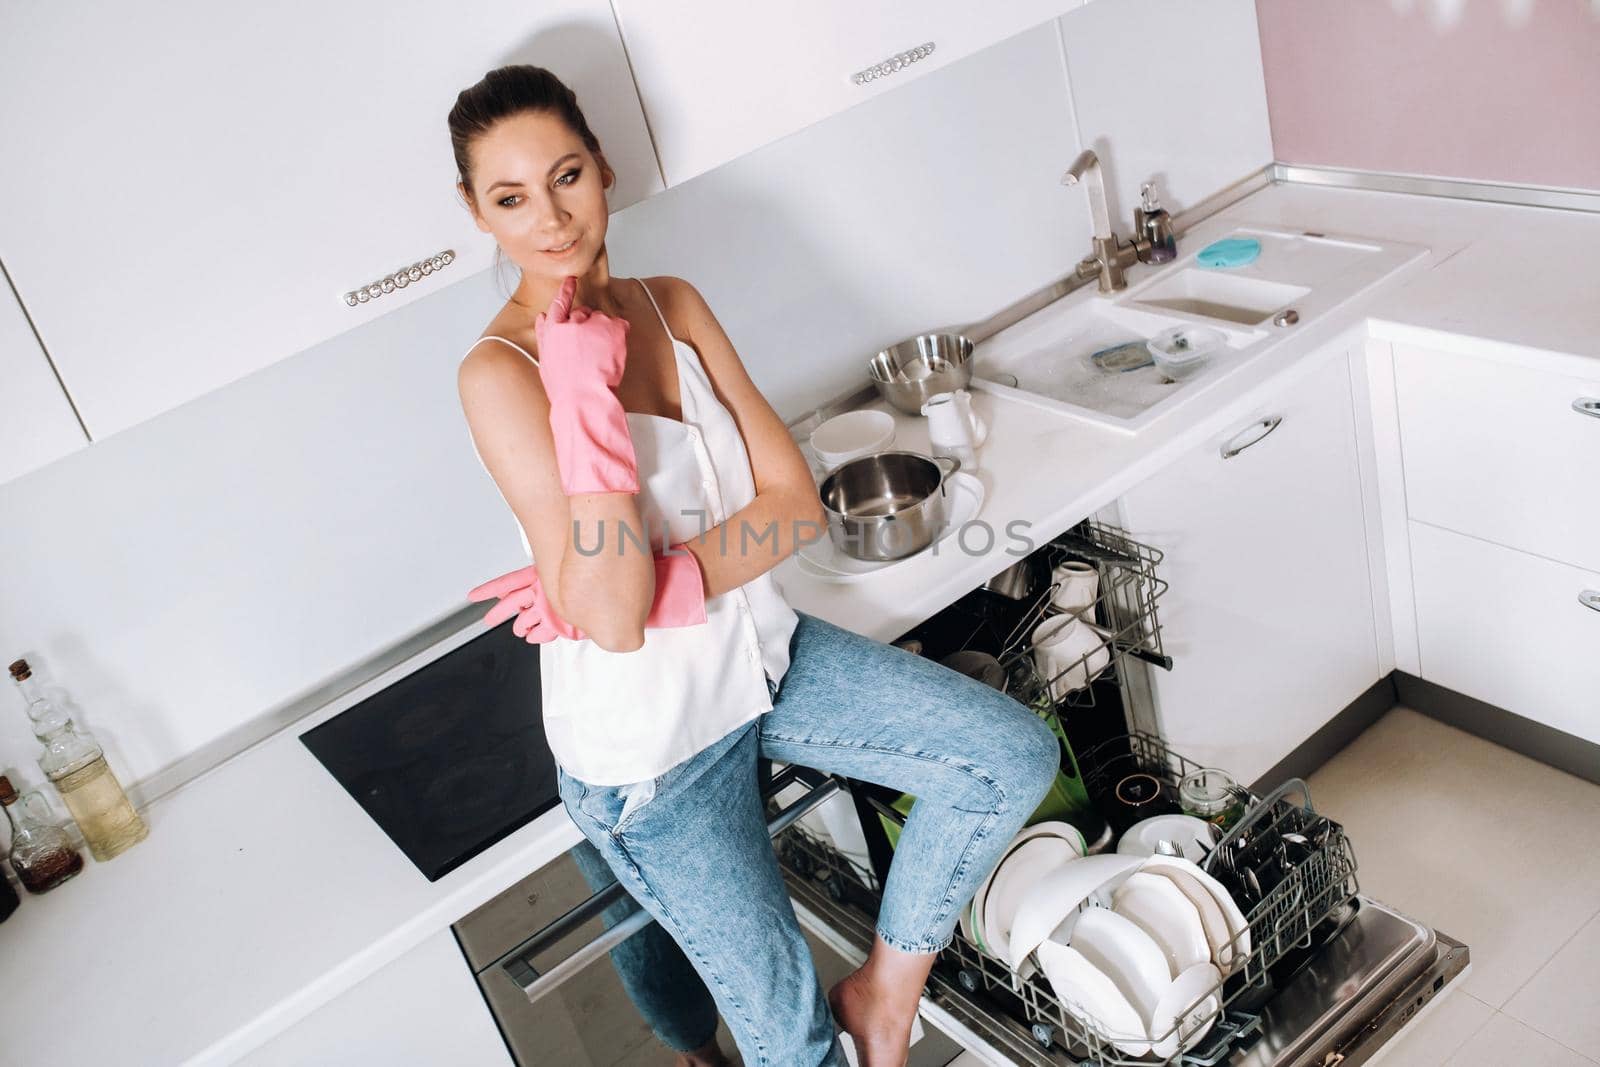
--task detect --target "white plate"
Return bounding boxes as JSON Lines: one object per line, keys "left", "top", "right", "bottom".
{"left": 980, "top": 836, "right": 1079, "bottom": 966}
{"left": 1150, "top": 962, "right": 1222, "bottom": 1059}
{"left": 1067, "top": 907, "right": 1173, "bottom": 1018}
{"left": 966, "top": 821, "right": 1080, "bottom": 958}
{"left": 1112, "top": 871, "right": 1212, "bottom": 975}
{"left": 1005, "top": 853, "right": 1142, "bottom": 973}
{"left": 795, "top": 472, "right": 985, "bottom": 582}
{"left": 1138, "top": 855, "right": 1251, "bottom": 975}
{"left": 1116, "top": 814, "right": 1219, "bottom": 864}
{"left": 1035, "top": 940, "right": 1151, "bottom": 1058}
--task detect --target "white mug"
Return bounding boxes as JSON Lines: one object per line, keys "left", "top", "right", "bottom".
{"left": 1031, "top": 614, "right": 1112, "bottom": 701}
{"left": 921, "top": 390, "right": 988, "bottom": 472}
{"left": 1049, "top": 560, "right": 1099, "bottom": 620}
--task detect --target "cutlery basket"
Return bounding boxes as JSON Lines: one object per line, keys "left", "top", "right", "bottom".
{"left": 776, "top": 730, "right": 1360, "bottom": 1066}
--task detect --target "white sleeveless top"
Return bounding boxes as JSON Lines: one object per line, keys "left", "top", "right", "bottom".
{"left": 461, "top": 278, "right": 800, "bottom": 786}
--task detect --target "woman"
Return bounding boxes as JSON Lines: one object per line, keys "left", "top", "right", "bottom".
{"left": 450, "top": 65, "right": 1059, "bottom": 1067}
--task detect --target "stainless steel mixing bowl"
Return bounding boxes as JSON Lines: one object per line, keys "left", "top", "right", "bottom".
{"left": 867, "top": 332, "right": 974, "bottom": 415}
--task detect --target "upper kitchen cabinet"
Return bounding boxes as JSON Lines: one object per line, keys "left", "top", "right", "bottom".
{"left": 0, "top": 267, "right": 87, "bottom": 485}
{"left": 613, "top": 0, "right": 1086, "bottom": 187}
{"left": 0, "top": 1, "right": 658, "bottom": 440}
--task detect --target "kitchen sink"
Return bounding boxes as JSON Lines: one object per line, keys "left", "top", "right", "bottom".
{"left": 969, "top": 224, "right": 1427, "bottom": 433}
{"left": 973, "top": 300, "right": 1263, "bottom": 425}
{"left": 1127, "top": 269, "right": 1310, "bottom": 326}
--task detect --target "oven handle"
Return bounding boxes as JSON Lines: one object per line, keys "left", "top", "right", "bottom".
{"left": 497, "top": 765, "right": 841, "bottom": 1003}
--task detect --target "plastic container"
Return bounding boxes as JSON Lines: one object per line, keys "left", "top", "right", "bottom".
{"left": 1148, "top": 325, "right": 1226, "bottom": 381}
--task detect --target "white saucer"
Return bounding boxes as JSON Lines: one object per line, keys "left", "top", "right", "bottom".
{"left": 796, "top": 472, "right": 985, "bottom": 583}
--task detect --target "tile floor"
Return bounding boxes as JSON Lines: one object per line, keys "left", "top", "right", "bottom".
{"left": 1307, "top": 707, "right": 1600, "bottom": 1066}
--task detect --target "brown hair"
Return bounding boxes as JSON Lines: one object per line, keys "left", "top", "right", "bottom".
{"left": 447, "top": 64, "right": 607, "bottom": 209}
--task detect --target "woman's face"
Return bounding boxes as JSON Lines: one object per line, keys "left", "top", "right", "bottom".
{"left": 463, "top": 110, "right": 613, "bottom": 280}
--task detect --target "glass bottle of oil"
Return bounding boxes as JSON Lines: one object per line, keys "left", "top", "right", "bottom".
{"left": 9, "top": 659, "right": 148, "bottom": 861}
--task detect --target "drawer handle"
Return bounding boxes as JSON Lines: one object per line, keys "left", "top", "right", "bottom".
{"left": 496, "top": 766, "right": 839, "bottom": 1003}
{"left": 1220, "top": 415, "right": 1283, "bottom": 459}
{"left": 1582, "top": 590, "right": 1600, "bottom": 613}
{"left": 1575, "top": 398, "right": 1600, "bottom": 419}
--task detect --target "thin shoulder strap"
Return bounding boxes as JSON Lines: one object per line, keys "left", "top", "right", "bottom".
{"left": 463, "top": 334, "right": 538, "bottom": 367}
{"left": 635, "top": 277, "right": 675, "bottom": 341}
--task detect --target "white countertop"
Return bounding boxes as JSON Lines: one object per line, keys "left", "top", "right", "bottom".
{"left": 5, "top": 182, "right": 1597, "bottom": 1066}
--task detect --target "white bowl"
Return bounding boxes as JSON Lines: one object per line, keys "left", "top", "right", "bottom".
{"left": 1005, "top": 853, "right": 1142, "bottom": 973}
{"left": 1035, "top": 940, "right": 1151, "bottom": 1058}
{"left": 1068, "top": 907, "right": 1173, "bottom": 1018}
{"left": 809, "top": 410, "right": 895, "bottom": 471}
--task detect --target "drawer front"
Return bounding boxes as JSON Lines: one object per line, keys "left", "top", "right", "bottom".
{"left": 1411, "top": 521, "right": 1600, "bottom": 745}
{"left": 1394, "top": 345, "right": 1600, "bottom": 573}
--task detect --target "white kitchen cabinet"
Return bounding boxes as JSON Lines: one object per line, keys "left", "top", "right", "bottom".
{"left": 1117, "top": 349, "right": 1381, "bottom": 786}
{"left": 237, "top": 927, "right": 511, "bottom": 1066}
{"left": 0, "top": 0, "right": 658, "bottom": 440}
{"left": 613, "top": 0, "right": 1086, "bottom": 187}
{"left": 1410, "top": 520, "right": 1600, "bottom": 746}
{"left": 1393, "top": 344, "right": 1600, "bottom": 575}
{"left": 0, "top": 271, "right": 86, "bottom": 484}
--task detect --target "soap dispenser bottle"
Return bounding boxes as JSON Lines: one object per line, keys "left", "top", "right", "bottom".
{"left": 1134, "top": 182, "right": 1177, "bottom": 264}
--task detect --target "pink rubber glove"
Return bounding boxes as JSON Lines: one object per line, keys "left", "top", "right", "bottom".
{"left": 467, "top": 548, "right": 708, "bottom": 645}
{"left": 534, "top": 275, "right": 640, "bottom": 496}
{"left": 467, "top": 565, "right": 584, "bottom": 643}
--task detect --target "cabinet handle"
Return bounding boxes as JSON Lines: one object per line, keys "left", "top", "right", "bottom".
{"left": 496, "top": 766, "right": 839, "bottom": 1003}
{"left": 1574, "top": 398, "right": 1600, "bottom": 419}
{"left": 342, "top": 248, "right": 455, "bottom": 307}
{"left": 1581, "top": 590, "right": 1600, "bottom": 613}
{"left": 1220, "top": 415, "right": 1283, "bottom": 459}
{"left": 852, "top": 41, "right": 936, "bottom": 85}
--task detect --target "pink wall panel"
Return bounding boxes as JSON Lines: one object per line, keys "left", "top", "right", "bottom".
{"left": 1256, "top": 0, "right": 1600, "bottom": 191}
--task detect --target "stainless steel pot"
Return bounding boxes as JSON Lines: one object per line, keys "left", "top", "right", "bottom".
{"left": 980, "top": 557, "right": 1037, "bottom": 600}
{"left": 818, "top": 451, "right": 961, "bottom": 561}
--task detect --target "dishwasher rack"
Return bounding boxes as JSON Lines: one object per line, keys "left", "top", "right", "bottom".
{"left": 779, "top": 734, "right": 1361, "bottom": 1066}
{"left": 935, "top": 520, "right": 1173, "bottom": 715}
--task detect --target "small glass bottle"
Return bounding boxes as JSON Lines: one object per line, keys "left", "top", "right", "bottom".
{"left": 0, "top": 776, "right": 84, "bottom": 893}
{"left": 9, "top": 659, "right": 148, "bottom": 861}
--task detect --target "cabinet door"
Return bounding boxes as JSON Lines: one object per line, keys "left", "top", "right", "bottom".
{"left": 0, "top": 271, "right": 85, "bottom": 484}
{"left": 1395, "top": 344, "right": 1600, "bottom": 575}
{"left": 614, "top": 0, "right": 1084, "bottom": 187}
{"left": 0, "top": 1, "right": 658, "bottom": 439}
{"left": 1118, "top": 351, "right": 1381, "bottom": 787}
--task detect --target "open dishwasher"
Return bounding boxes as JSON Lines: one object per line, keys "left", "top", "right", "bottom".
{"left": 774, "top": 519, "right": 1470, "bottom": 1066}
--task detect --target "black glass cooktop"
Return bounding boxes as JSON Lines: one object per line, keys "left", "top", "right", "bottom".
{"left": 300, "top": 620, "right": 560, "bottom": 881}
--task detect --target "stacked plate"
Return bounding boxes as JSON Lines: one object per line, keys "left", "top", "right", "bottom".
{"left": 964, "top": 824, "right": 1251, "bottom": 1058}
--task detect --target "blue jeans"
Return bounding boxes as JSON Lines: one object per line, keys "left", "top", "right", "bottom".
{"left": 559, "top": 611, "right": 1060, "bottom": 1067}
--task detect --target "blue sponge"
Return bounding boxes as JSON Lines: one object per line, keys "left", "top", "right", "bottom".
{"left": 1197, "top": 237, "right": 1261, "bottom": 268}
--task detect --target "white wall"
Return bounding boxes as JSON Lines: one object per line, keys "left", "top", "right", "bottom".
{"left": 0, "top": 2, "right": 1271, "bottom": 798}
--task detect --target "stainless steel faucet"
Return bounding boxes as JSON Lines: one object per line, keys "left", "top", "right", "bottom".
{"left": 1060, "top": 149, "right": 1141, "bottom": 293}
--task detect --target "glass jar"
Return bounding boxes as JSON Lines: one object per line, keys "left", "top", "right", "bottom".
{"left": 1179, "top": 767, "right": 1246, "bottom": 830}
{"left": 0, "top": 776, "right": 84, "bottom": 893}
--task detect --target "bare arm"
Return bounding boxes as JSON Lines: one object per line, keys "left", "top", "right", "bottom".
{"left": 457, "top": 345, "right": 655, "bottom": 651}
{"left": 663, "top": 278, "right": 826, "bottom": 596}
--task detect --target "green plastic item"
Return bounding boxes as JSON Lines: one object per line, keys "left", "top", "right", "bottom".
{"left": 878, "top": 705, "right": 1098, "bottom": 850}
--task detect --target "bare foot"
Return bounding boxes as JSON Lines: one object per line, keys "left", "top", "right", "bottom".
{"left": 672, "top": 1035, "right": 734, "bottom": 1067}
{"left": 828, "top": 968, "right": 914, "bottom": 1067}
